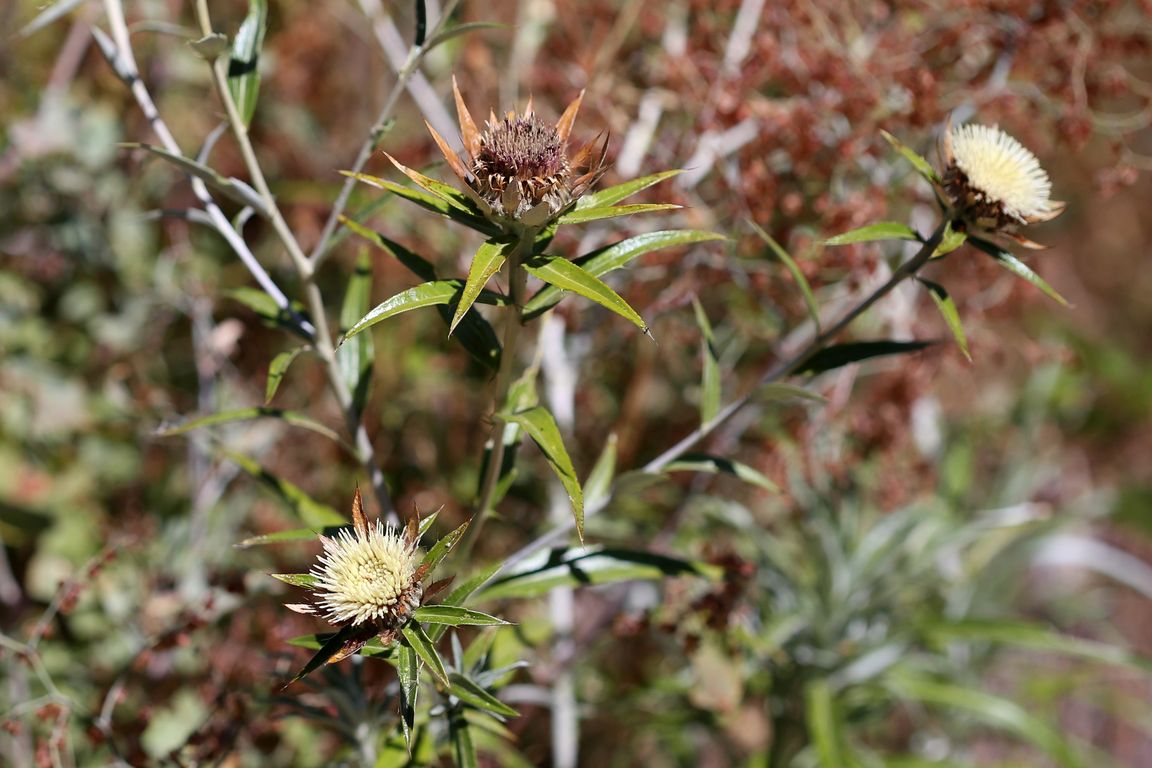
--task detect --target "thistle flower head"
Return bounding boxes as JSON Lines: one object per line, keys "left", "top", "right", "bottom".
{"left": 424, "top": 77, "right": 608, "bottom": 227}
{"left": 941, "top": 123, "right": 1065, "bottom": 247}
{"left": 310, "top": 519, "right": 423, "bottom": 626}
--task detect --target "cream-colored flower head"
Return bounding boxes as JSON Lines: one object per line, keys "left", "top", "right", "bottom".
{"left": 941, "top": 123, "right": 1065, "bottom": 247}
{"left": 310, "top": 519, "right": 422, "bottom": 626}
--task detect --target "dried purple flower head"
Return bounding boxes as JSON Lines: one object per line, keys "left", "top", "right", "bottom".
{"left": 423, "top": 77, "right": 608, "bottom": 228}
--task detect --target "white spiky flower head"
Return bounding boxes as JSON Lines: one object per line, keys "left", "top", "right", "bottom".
{"left": 941, "top": 123, "right": 1065, "bottom": 247}
{"left": 310, "top": 519, "right": 423, "bottom": 626}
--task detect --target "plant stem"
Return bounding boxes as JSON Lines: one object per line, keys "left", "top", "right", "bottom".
{"left": 460, "top": 234, "right": 535, "bottom": 556}
{"left": 489, "top": 222, "right": 948, "bottom": 577}
{"left": 190, "top": 0, "right": 396, "bottom": 517}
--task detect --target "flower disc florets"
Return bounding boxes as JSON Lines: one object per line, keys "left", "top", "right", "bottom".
{"left": 940, "top": 123, "right": 1064, "bottom": 246}
{"left": 310, "top": 520, "right": 423, "bottom": 627}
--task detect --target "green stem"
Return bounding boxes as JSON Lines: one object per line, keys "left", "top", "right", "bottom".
{"left": 192, "top": 0, "right": 396, "bottom": 517}
{"left": 459, "top": 232, "right": 535, "bottom": 556}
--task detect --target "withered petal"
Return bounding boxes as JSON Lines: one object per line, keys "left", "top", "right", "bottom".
{"left": 557, "top": 89, "right": 586, "bottom": 144}
{"left": 350, "top": 487, "right": 368, "bottom": 538}
{"left": 425, "top": 120, "right": 471, "bottom": 182}
{"left": 452, "top": 75, "right": 480, "bottom": 163}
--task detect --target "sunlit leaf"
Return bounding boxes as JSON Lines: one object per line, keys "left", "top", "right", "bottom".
{"left": 481, "top": 546, "right": 720, "bottom": 601}
{"left": 969, "top": 238, "right": 1070, "bottom": 306}
{"left": 557, "top": 203, "right": 679, "bottom": 225}
{"left": 157, "top": 407, "right": 347, "bottom": 451}
{"left": 584, "top": 434, "right": 618, "bottom": 511}
{"left": 505, "top": 406, "right": 584, "bottom": 541}
{"left": 401, "top": 622, "right": 450, "bottom": 687}
{"left": 412, "top": 605, "right": 510, "bottom": 627}
{"left": 450, "top": 240, "right": 513, "bottom": 335}
{"left": 806, "top": 679, "right": 855, "bottom": 768}
{"left": 448, "top": 673, "right": 519, "bottom": 718}
{"left": 337, "top": 250, "right": 375, "bottom": 416}
{"left": 227, "top": 0, "right": 266, "bottom": 127}
{"left": 881, "top": 130, "right": 941, "bottom": 184}
{"left": 221, "top": 451, "right": 346, "bottom": 527}
{"left": 823, "top": 221, "right": 922, "bottom": 246}
{"left": 932, "top": 222, "right": 968, "bottom": 258}
{"left": 522, "top": 255, "right": 649, "bottom": 335}
{"left": 270, "top": 572, "right": 318, "bottom": 588}
{"left": 662, "top": 453, "right": 778, "bottom": 492}
{"left": 420, "top": 519, "right": 471, "bottom": 576}
{"left": 342, "top": 171, "right": 500, "bottom": 237}
{"left": 692, "top": 298, "right": 721, "bottom": 425}
{"left": 236, "top": 527, "right": 342, "bottom": 548}
{"left": 523, "top": 230, "right": 725, "bottom": 319}
{"left": 574, "top": 170, "right": 682, "bottom": 209}
{"left": 226, "top": 287, "right": 311, "bottom": 339}
{"left": 750, "top": 220, "right": 821, "bottom": 331}
{"left": 341, "top": 280, "right": 507, "bottom": 342}
{"left": 340, "top": 217, "right": 437, "bottom": 281}
{"left": 919, "top": 279, "right": 971, "bottom": 361}
{"left": 265, "top": 347, "right": 307, "bottom": 404}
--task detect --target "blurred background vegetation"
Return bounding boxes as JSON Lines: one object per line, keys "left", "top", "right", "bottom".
{"left": 3, "top": 0, "right": 1152, "bottom": 765}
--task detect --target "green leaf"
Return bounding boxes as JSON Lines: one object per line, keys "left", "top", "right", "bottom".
{"left": 880, "top": 130, "right": 941, "bottom": 184}
{"left": 923, "top": 620, "right": 1152, "bottom": 674}
{"left": 919, "top": 279, "right": 971, "bottom": 361}
{"left": 662, "top": 453, "right": 778, "bottom": 492}
{"left": 932, "top": 222, "right": 968, "bottom": 258}
{"left": 340, "top": 217, "right": 437, "bottom": 281}
{"left": 285, "top": 625, "right": 360, "bottom": 685}
{"left": 692, "top": 298, "right": 721, "bottom": 425}
{"left": 221, "top": 450, "right": 346, "bottom": 527}
{"left": 557, "top": 203, "right": 679, "bottom": 225}
{"left": 422, "top": 22, "right": 507, "bottom": 53}
{"left": 270, "top": 572, "right": 318, "bottom": 588}
{"left": 505, "top": 406, "right": 584, "bottom": 542}
{"left": 236, "top": 527, "right": 341, "bottom": 548}
{"left": 420, "top": 519, "right": 471, "bottom": 576}
{"left": 227, "top": 0, "right": 267, "bottom": 127}
{"left": 157, "top": 407, "right": 348, "bottom": 452}
{"left": 450, "top": 713, "right": 479, "bottom": 768}
{"left": 799, "top": 340, "right": 933, "bottom": 374}
{"left": 888, "top": 673, "right": 1080, "bottom": 767}
{"left": 523, "top": 230, "right": 725, "bottom": 319}
{"left": 750, "top": 220, "right": 821, "bottom": 331}
{"left": 823, "top": 221, "right": 922, "bottom": 246}
{"left": 287, "top": 633, "right": 392, "bottom": 657}
{"left": 969, "top": 238, "right": 1070, "bottom": 306}
{"left": 574, "top": 170, "right": 682, "bottom": 209}
{"left": 448, "top": 673, "right": 519, "bottom": 718}
{"left": 19, "top": 0, "right": 88, "bottom": 38}
{"left": 337, "top": 250, "right": 375, "bottom": 417}
{"left": 342, "top": 172, "right": 500, "bottom": 237}
{"left": 481, "top": 546, "right": 720, "bottom": 601}
{"left": 396, "top": 644, "right": 419, "bottom": 743}
{"left": 450, "top": 240, "right": 513, "bottom": 336}
{"left": 342, "top": 280, "right": 507, "bottom": 342}
{"left": 522, "top": 255, "right": 649, "bottom": 335}
{"left": 806, "top": 679, "right": 854, "bottom": 768}
{"left": 584, "top": 434, "right": 618, "bottom": 511}
{"left": 122, "top": 143, "right": 268, "bottom": 214}
{"left": 265, "top": 347, "right": 306, "bottom": 404}
{"left": 412, "top": 605, "right": 510, "bottom": 627}
{"left": 401, "top": 622, "right": 450, "bottom": 687}
{"left": 757, "top": 382, "right": 827, "bottom": 404}
{"left": 226, "top": 287, "right": 311, "bottom": 339}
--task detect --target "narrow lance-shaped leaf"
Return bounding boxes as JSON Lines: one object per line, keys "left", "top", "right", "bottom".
{"left": 401, "top": 622, "right": 450, "bottom": 687}
{"left": 220, "top": 450, "right": 346, "bottom": 527}
{"left": 158, "top": 407, "right": 348, "bottom": 453}
{"left": 122, "top": 143, "right": 268, "bottom": 214}
{"left": 522, "top": 255, "right": 650, "bottom": 336}
{"left": 450, "top": 239, "right": 512, "bottom": 336}
{"left": 227, "top": 0, "right": 267, "bottom": 127}
{"left": 557, "top": 203, "right": 679, "bottom": 225}
{"left": 227, "top": 287, "right": 311, "bottom": 340}
{"left": 341, "top": 281, "right": 507, "bottom": 343}
{"left": 523, "top": 229, "right": 726, "bottom": 319}
{"left": 692, "top": 298, "right": 721, "bottom": 425}
{"left": 662, "top": 453, "right": 778, "bottom": 492}
{"left": 412, "top": 605, "right": 510, "bottom": 627}
{"left": 799, "top": 340, "right": 934, "bottom": 375}
{"left": 451, "top": 712, "right": 479, "bottom": 768}
{"left": 823, "top": 221, "right": 922, "bottom": 246}
{"left": 340, "top": 217, "right": 438, "bottom": 280}
{"left": 396, "top": 644, "right": 419, "bottom": 744}
{"left": 584, "top": 433, "right": 618, "bottom": 511}
{"left": 881, "top": 129, "right": 941, "bottom": 184}
{"left": 505, "top": 406, "right": 585, "bottom": 542}
{"left": 283, "top": 624, "right": 376, "bottom": 687}
{"left": 265, "top": 347, "right": 306, "bottom": 404}
{"left": 448, "top": 673, "right": 519, "bottom": 718}
{"left": 918, "top": 279, "right": 971, "bottom": 361}
{"left": 574, "top": 169, "right": 683, "bottom": 209}
{"left": 806, "top": 679, "right": 856, "bottom": 768}
{"left": 932, "top": 221, "right": 968, "bottom": 258}
{"left": 341, "top": 171, "right": 500, "bottom": 237}
{"left": 750, "top": 220, "right": 821, "bottom": 332}
{"left": 419, "top": 519, "right": 471, "bottom": 577}
{"left": 968, "top": 237, "right": 1070, "bottom": 306}
{"left": 337, "top": 250, "right": 375, "bottom": 416}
